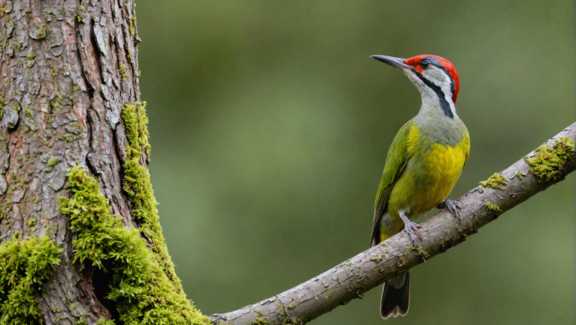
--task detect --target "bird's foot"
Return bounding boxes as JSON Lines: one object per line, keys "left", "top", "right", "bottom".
{"left": 400, "top": 214, "right": 423, "bottom": 246}
{"left": 438, "top": 199, "right": 462, "bottom": 219}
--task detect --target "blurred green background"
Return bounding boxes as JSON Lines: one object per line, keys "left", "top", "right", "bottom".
{"left": 137, "top": 1, "right": 575, "bottom": 324}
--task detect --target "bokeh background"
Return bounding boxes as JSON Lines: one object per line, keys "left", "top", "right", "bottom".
{"left": 137, "top": 1, "right": 575, "bottom": 324}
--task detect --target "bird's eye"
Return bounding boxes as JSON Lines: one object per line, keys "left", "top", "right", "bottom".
{"left": 420, "top": 60, "right": 430, "bottom": 69}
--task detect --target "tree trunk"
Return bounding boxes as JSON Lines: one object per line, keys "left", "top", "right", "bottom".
{"left": 0, "top": 0, "right": 209, "bottom": 324}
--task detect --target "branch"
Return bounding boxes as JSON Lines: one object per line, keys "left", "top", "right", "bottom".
{"left": 210, "top": 123, "right": 576, "bottom": 325}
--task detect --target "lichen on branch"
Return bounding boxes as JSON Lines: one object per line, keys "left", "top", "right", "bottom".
{"left": 0, "top": 236, "right": 62, "bottom": 325}
{"left": 479, "top": 173, "right": 507, "bottom": 190}
{"left": 525, "top": 137, "right": 575, "bottom": 182}
{"left": 484, "top": 200, "right": 502, "bottom": 212}
{"left": 59, "top": 166, "right": 210, "bottom": 324}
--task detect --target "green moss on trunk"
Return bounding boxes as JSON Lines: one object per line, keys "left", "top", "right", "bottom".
{"left": 59, "top": 166, "right": 209, "bottom": 324}
{"left": 121, "top": 102, "right": 184, "bottom": 292}
{"left": 97, "top": 317, "right": 116, "bottom": 325}
{"left": 47, "top": 157, "right": 58, "bottom": 166}
{"left": 0, "top": 236, "right": 62, "bottom": 324}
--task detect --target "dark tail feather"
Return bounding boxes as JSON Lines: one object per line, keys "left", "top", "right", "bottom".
{"left": 380, "top": 271, "right": 410, "bottom": 319}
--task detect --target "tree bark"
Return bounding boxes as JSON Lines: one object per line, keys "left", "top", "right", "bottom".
{"left": 0, "top": 0, "right": 173, "bottom": 324}
{"left": 209, "top": 123, "right": 576, "bottom": 325}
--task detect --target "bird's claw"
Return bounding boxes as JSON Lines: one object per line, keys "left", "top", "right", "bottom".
{"left": 400, "top": 215, "right": 423, "bottom": 246}
{"left": 439, "top": 199, "right": 462, "bottom": 219}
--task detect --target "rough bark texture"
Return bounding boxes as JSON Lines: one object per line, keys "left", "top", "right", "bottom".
{"left": 210, "top": 123, "right": 576, "bottom": 325}
{"left": 0, "top": 0, "right": 149, "bottom": 323}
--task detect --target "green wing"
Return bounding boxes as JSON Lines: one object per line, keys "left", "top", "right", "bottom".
{"left": 370, "top": 120, "right": 414, "bottom": 246}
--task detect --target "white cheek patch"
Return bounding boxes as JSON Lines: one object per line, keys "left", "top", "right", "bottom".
{"left": 401, "top": 65, "right": 457, "bottom": 117}
{"left": 420, "top": 67, "right": 457, "bottom": 117}
{"left": 424, "top": 67, "right": 445, "bottom": 81}
{"left": 423, "top": 68, "right": 451, "bottom": 94}
{"left": 423, "top": 67, "right": 452, "bottom": 90}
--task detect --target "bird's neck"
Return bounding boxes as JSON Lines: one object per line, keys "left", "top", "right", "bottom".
{"left": 418, "top": 90, "right": 457, "bottom": 119}
{"left": 414, "top": 96, "right": 465, "bottom": 147}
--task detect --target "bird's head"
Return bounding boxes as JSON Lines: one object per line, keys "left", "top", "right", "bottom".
{"left": 371, "top": 54, "right": 459, "bottom": 118}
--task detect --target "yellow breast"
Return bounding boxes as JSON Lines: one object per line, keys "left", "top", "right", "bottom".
{"left": 387, "top": 125, "right": 470, "bottom": 219}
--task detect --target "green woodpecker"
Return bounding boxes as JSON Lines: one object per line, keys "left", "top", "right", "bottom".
{"left": 369, "top": 54, "right": 470, "bottom": 319}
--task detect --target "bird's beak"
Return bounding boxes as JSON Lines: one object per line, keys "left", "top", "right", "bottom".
{"left": 370, "top": 55, "right": 411, "bottom": 70}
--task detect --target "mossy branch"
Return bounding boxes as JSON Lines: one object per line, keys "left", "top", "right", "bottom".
{"left": 209, "top": 123, "right": 576, "bottom": 325}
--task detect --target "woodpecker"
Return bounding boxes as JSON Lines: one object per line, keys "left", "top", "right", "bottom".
{"left": 369, "top": 54, "right": 470, "bottom": 319}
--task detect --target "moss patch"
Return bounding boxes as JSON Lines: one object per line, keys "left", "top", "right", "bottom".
{"left": 525, "top": 137, "right": 575, "bottom": 183}
{"left": 249, "top": 318, "right": 270, "bottom": 325}
{"left": 479, "top": 173, "right": 507, "bottom": 190}
{"left": 47, "top": 157, "right": 58, "bottom": 166}
{"left": 0, "top": 236, "right": 62, "bottom": 324}
{"left": 77, "top": 5, "right": 85, "bottom": 22}
{"left": 121, "top": 102, "right": 183, "bottom": 289}
{"left": 36, "top": 24, "right": 47, "bottom": 39}
{"left": 484, "top": 200, "right": 502, "bottom": 213}
{"left": 97, "top": 317, "right": 116, "bottom": 325}
{"left": 129, "top": 16, "right": 136, "bottom": 36}
{"left": 60, "top": 166, "right": 210, "bottom": 324}
{"left": 121, "top": 101, "right": 211, "bottom": 321}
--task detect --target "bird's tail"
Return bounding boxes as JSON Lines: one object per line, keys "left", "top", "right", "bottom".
{"left": 380, "top": 271, "right": 410, "bottom": 319}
